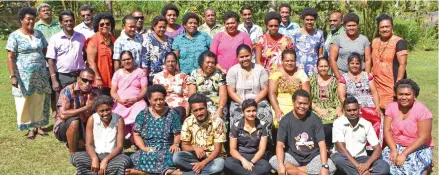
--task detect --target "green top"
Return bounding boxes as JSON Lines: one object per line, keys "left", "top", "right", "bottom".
{"left": 34, "top": 20, "right": 62, "bottom": 41}
{"left": 309, "top": 75, "right": 341, "bottom": 124}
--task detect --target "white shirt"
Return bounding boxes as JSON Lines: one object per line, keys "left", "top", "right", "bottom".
{"left": 332, "top": 115, "right": 379, "bottom": 158}
{"left": 74, "top": 22, "right": 95, "bottom": 39}
{"left": 238, "top": 23, "right": 263, "bottom": 44}
{"left": 93, "top": 113, "right": 120, "bottom": 154}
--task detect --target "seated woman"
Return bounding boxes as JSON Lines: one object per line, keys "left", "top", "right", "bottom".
{"left": 382, "top": 79, "right": 433, "bottom": 174}
{"left": 224, "top": 99, "right": 272, "bottom": 175}
{"left": 111, "top": 51, "right": 147, "bottom": 140}
{"left": 153, "top": 52, "right": 189, "bottom": 120}
{"left": 126, "top": 85, "right": 182, "bottom": 175}
{"left": 187, "top": 50, "right": 227, "bottom": 118}
{"left": 227, "top": 44, "right": 272, "bottom": 127}
{"left": 309, "top": 58, "right": 342, "bottom": 148}
{"left": 71, "top": 95, "right": 132, "bottom": 175}
{"left": 268, "top": 49, "right": 310, "bottom": 128}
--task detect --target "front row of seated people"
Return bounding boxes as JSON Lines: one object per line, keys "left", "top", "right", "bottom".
{"left": 56, "top": 68, "right": 432, "bottom": 175}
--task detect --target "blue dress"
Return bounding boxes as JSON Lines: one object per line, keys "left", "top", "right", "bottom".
{"left": 291, "top": 29, "right": 324, "bottom": 77}
{"left": 142, "top": 33, "right": 173, "bottom": 77}
{"left": 131, "top": 108, "right": 182, "bottom": 173}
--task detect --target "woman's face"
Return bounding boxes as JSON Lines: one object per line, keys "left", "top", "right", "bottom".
{"left": 202, "top": 56, "right": 216, "bottom": 75}
{"left": 243, "top": 106, "right": 257, "bottom": 121}
{"left": 98, "top": 19, "right": 112, "bottom": 35}
{"left": 348, "top": 58, "right": 361, "bottom": 74}
{"left": 345, "top": 21, "right": 358, "bottom": 37}
{"left": 237, "top": 49, "right": 252, "bottom": 69}
{"left": 224, "top": 17, "right": 238, "bottom": 35}
{"left": 154, "top": 21, "right": 167, "bottom": 36}
{"left": 303, "top": 15, "right": 315, "bottom": 31}
{"left": 266, "top": 19, "right": 280, "bottom": 36}
{"left": 121, "top": 53, "right": 134, "bottom": 70}
{"left": 378, "top": 19, "right": 393, "bottom": 39}
{"left": 96, "top": 104, "right": 112, "bottom": 122}
{"left": 396, "top": 87, "right": 415, "bottom": 107}
{"left": 20, "top": 14, "right": 36, "bottom": 31}
{"left": 185, "top": 18, "right": 198, "bottom": 35}
{"left": 165, "top": 10, "right": 177, "bottom": 25}
{"left": 165, "top": 55, "right": 177, "bottom": 72}
{"left": 282, "top": 53, "right": 296, "bottom": 72}
{"left": 149, "top": 92, "right": 166, "bottom": 112}
{"left": 317, "top": 59, "right": 330, "bottom": 76}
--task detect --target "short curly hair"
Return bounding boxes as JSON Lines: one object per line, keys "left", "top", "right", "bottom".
{"left": 347, "top": 52, "right": 362, "bottom": 66}
{"left": 161, "top": 4, "right": 179, "bottom": 17}
{"left": 240, "top": 5, "right": 252, "bottom": 14}
{"left": 93, "top": 12, "right": 115, "bottom": 33}
{"left": 376, "top": 14, "right": 393, "bottom": 26}
{"left": 122, "top": 15, "right": 135, "bottom": 26}
{"left": 394, "top": 79, "right": 420, "bottom": 98}
{"left": 182, "top": 12, "right": 200, "bottom": 26}
{"left": 242, "top": 99, "right": 257, "bottom": 111}
{"left": 222, "top": 11, "right": 240, "bottom": 23}
{"left": 79, "top": 4, "right": 93, "bottom": 13}
{"left": 58, "top": 10, "right": 75, "bottom": 23}
{"left": 301, "top": 7, "right": 318, "bottom": 20}
{"left": 292, "top": 89, "right": 310, "bottom": 101}
{"left": 278, "top": 3, "right": 291, "bottom": 12}
{"left": 343, "top": 12, "right": 360, "bottom": 24}
{"left": 264, "top": 11, "right": 281, "bottom": 25}
{"left": 151, "top": 16, "right": 167, "bottom": 31}
{"left": 198, "top": 50, "right": 217, "bottom": 68}
{"left": 146, "top": 84, "right": 167, "bottom": 99}
{"left": 18, "top": 7, "right": 37, "bottom": 22}
{"left": 92, "top": 95, "right": 114, "bottom": 110}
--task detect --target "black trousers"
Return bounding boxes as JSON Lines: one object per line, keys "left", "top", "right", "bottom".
{"left": 224, "top": 153, "right": 272, "bottom": 175}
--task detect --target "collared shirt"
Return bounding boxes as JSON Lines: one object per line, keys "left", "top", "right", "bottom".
{"left": 181, "top": 114, "right": 226, "bottom": 156}
{"left": 113, "top": 32, "right": 144, "bottom": 67}
{"left": 56, "top": 82, "right": 100, "bottom": 122}
{"left": 86, "top": 33, "right": 116, "bottom": 88}
{"left": 278, "top": 21, "right": 300, "bottom": 39}
{"left": 332, "top": 115, "right": 379, "bottom": 158}
{"left": 238, "top": 23, "right": 264, "bottom": 44}
{"left": 34, "top": 20, "right": 62, "bottom": 41}
{"left": 229, "top": 118, "right": 268, "bottom": 154}
{"left": 74, "top": 22, "right": 95, "bottom": 39}
{"left": 92, "top": 112, "right": 120, "bottom": 154}
{"left": 172, "top": 31, "right": 212, "bottom": 74}
{"left": 46, "top": 31, "right": 86, "bottom": 73}
{"left": 198, "top": 23, "right": 224, "bottom": 39}
{"left": 324, "top": 27, "right": 345, "bottom": 58}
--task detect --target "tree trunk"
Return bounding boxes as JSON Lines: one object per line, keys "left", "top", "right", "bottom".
{"left": 269, "top": 0, "right": 276, "bottom": 12}
{"left": 104, "top": 0, "right": 113, "bottom": 14}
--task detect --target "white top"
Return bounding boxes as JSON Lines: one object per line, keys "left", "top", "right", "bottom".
{"left": 238, "top": 23, "right": 263, "bottom": 44}
{"left": 74, "top": 22, "right": 95, "bottom": 39}
{"left": 93, "top": 113, "right": 120, "bottom": 154}
{"left": 332, "top": 115, "right": 379, "bottom": 158}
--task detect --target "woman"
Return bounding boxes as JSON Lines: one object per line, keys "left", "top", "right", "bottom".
{"left": 187, "top": 51, "right": 227, "bottom": 118}
{"left": 143, "top": 16, "right": 174, "bottom": 85}
{"left": 6, "top": 7, "right": 51, "bottom": 139}
{"left": 224, "top": 99, "right": 272, "bottom": 175}
{"left": 153, "top": 52, "right": 189, "bottom": 120}
{"left": 86, "top": 13, "right": 116, "bottom": 95}
{"left": 162, "top": 4, "right": 185, "bottom": 39}
{"left": 291, "top": 8, "right": 324, "bottom": 77}
{"left": 110, "top": 51, "right": 147, "bottom": 141}
{"left": 126, "top": 85, "right": 182, "bottom": 175}
{"left": 372, "top": 14, "right": 408, "bottom": 110}
{"left": 71, "top": 95, "right": 131, "bottom": 174}
{"left": 268, "top": 49, "right": 310, "bottom": 128}
{"left": 329, "top": 12, "right": 371, "bottom": 80}
{"left": 382, "top": 79, "right": 433, "bottom": 174}
{"left": 255, "top": 11, "right": 293, "bottom": 74}
{"left": 309, "top": 58, "right": 342, "bottom": 148}
{"left": 172, "top": 12, "right": 212, "bottom": 75}
{"left": 210, "top": 11, "right": 252, "bottom": 74}
{"left": 227, "top": 44, "right": 272, "bottom": 127}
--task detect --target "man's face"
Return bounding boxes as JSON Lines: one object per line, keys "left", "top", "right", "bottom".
{"left": 80, "top": 10, "right": 93, "bottom": 25}
{"left": 329, "top": 13, "right": 342, "bottom": 31}
{"left": 77, "top": 71, "right": 94, "bottom": 93}
{"left": 241, "top": 9, "right": 252, "bottom": 23}
{"left": 131, "top": 11, "right": 144, "bottom": 29}
{"left": 124, "top": 19, "right": 137, "bottom": 37}
{"left": 279, "top": 7, "right": 291, "bottom": 23}
{"left": 293, "top": 96, "right": 310, "bottom": 116}
{"left": 61, "top": 15, "right": 75, "bottom": 32}
{"left": 39, "top": 7, "right": 52, "bottom": 20}
{"left": 204, "top": 10, "right": 216, "bottom": 26}
{"left": 344, "top": 103, "right": 360, "bottom": 121}
{"left": 191, "top": 103, "right": 208, "bottom": 123}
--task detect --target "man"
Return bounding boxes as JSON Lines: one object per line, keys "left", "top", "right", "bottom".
{"left": 277, "top": 3, "right": 300, "bottom": 38}
{"left": 331, "top": 97, "right": 390, "bottom": 175}
{"left": 238, "top": 5, "right": 263, "bottom": 45}
{"left": 74, "top": 4, "right": 95, "bottom": 39}
{"left": 173, "top": 93, "right": 226, "bottom": 175}
{"left": 53, "top": 68, "right": 100, "bottom": 155}
{"left": 113, "top": 15, "right": 144, "bottom": 70}
{"left": 198, "top": 8, "right": 224, "bottom": 39}
{"left": 47, "top": 10, "right": 87, "bottom": 100}
{"left": 324, "top": 12, "right": 345, "bottom": 59}
{"left": 269, "top": 90, "right": 336, "bottom": 175}
{"left": 34, "top": 3, "right": 62, "bottom": 41}
{"left": 131, "top": 10, "right": 150, "bottom": 35}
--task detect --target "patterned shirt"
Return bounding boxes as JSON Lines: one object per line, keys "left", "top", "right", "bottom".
{"left": 34, "top": 20, "right": 62, "bottom": 41}
{"left": 278, "top": 21, "right": 300, "bottom": 39}
{"left": 113, "top": 32, "right": 144, "bottom": 67}
{"left": 198, "top": 23, "right": 224, "bottom": 39}
{"left": 46, "top": 31, "right": 86, "bottom": 73}
{"left": 142, "top": 33, "right": 173, "bottom": 76}
{"left": 181, "top": 114, "right": 226, "bottom": 156}
{"left": 187, "top": 69, "right": 226, "bottom": 106}
{"left": 291, "top": 28, "right": 325, "bottom": 76}
{"left": 172, "top": 31, "right": 212, "bottom": 74}
{"left": 153, "top": 70, "right": 189, "bottom": 108}
{"left": 74, "top": 22, "right": 95, "bottom": 39}
{"left": 256, "top": 34, "right": 293, "bottom": 74}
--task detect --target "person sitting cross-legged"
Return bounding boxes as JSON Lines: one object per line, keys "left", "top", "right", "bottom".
{"left": 331, "top": 96, "right": 390, "bottom": 175}
{"left": 269, "top": 89, "right": 336, "bottom": 175}
{"left": 173, "top": 93, "right": 226, "bottom": 175}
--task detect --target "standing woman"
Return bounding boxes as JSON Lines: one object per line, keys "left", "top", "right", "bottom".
{"left": 291, "top": 8, "right": 325, "bottom": 77}
{"left": 372, "top": 14, "right": 408, "bottom": 111}
{"left": 86, "top": 13, "right": 116, "bottom": 95}
{"left": 210, "top": 11, "right": 252, "bottom": 74}
{"left": 6, "top": 7, "right": 51, "bottom": 139}
{"left": 162, "top": 4, "right": 185, "bottom": 39}
{"left": 143, "top": 16, "right": 174, "bottom": 85}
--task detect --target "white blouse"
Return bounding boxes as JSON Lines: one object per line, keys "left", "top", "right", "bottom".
{"left": 93, "top": 113, "right": 119, "bottom": 154}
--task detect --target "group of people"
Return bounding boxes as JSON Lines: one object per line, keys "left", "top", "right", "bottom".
{"left": 5, "top": 2, "right": 433, "bottom": 175}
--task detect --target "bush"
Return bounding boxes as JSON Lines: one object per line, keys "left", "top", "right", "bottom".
{"left": 415, "top": 26, "right": 438, "bottom": 51}
{"left": 393, "top": 18, "right": 422, "bottom": 50}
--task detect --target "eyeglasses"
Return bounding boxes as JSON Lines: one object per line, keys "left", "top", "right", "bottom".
{"left": 81, "top": 77, "right": 94, "bottom": 84}
{"left": 134, "top": 16, "right": 144, "bottom": 21}
{"left": 81, "top": 14, "right": 91, "bottom": 17}
{"left": 99, "top": 22, "right": 111, "bottom": 27}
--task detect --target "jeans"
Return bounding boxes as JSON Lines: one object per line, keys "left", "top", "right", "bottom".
{"left": 173, "top": 151, "right": 224, "bottom": 175}
{"left": 331, "top": 153, "right": 390, "bottom": 175}
{"left": 224, "top": 153, "right": 272, "bottom": 175}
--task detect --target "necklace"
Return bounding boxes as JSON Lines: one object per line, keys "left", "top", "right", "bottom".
{"left": 242, "top": 68, "right": 252, "bottom": 79}
{"left": 378, "top": 37, "right": 391, "bottom": 61}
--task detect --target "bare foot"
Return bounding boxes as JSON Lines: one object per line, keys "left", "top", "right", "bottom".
{"left": 27, "top": 129, "right": 36, "bottom": 140}
{"left": 36, "top": 127, "right": 48, "bottom": 136}
{"left": 125, "top": 169, "right": 147, "bottom": 175}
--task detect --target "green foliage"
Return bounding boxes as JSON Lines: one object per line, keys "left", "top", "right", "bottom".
{"left": 415, "top": 26, "right": 438, "bottom": 51}
{"left": 393, "top": 18, "right": 422, "bottom": 50}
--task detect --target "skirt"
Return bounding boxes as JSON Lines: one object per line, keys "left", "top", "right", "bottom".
{"left": 382, "top": 144, "right": 433, "bottom": 175}
{"left": 14, "top": 92, "right": 50, "bottom": 131}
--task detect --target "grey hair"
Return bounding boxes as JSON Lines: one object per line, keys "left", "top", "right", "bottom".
{"left": 37, "top": 3, "right": 51, "bottom": 12}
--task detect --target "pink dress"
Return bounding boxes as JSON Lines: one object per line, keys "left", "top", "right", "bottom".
{"left": 210, "top": 31, "right": 252, "bottom": 71}
{"left": 112, "top": 68, "right": 147, "bottom": 125}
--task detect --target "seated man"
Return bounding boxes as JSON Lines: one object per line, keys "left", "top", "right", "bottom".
{"left": 331, "top": 96, "right": 390, "bottom": 175}
{"left": 53, "top": 68, "right": 100, "bottom": 155}
{"left": 173, "top": 93, "right": 226, "bottom": 175}
{"left": 269, "top": 90, "right": 336, "bottom": 175}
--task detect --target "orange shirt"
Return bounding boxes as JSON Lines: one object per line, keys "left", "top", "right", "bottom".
{"left": 86, "top": 33, "right": 116, "bottom": 88}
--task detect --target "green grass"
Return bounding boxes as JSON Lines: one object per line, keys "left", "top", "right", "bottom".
{"left": 0, "top": 39, "right": 437, "bottom": 174}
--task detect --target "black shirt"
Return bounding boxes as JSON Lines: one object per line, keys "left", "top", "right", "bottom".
{"left": 230, "top": 118, "right": 268, "bottom": 154}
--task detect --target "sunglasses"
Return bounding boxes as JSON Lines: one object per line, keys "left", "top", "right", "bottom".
{"left": 99, "top": 22, "right": 111, "bottom": 27}
{"left": 81, "top": 77, "right": 95, "bottom": 84}
{"left": 134, "top": 16, "right": 144, "bottom": 21}
{"left": 81, "top": 14, "right": 91, "bottom": 17}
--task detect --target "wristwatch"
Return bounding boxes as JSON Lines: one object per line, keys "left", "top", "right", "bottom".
{"left": 9, "top": 75, "right": 16, "bottom": 79}
{"left": 322, "top": 164, "right": 329, "bottom": 169}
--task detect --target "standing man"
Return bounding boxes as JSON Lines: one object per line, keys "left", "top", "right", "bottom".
{"left": 331, "top": 96, "right": 390, "bottom": 175}
{"left": 74, "top": 5, "right": 95, "bottom": 39}
{"left": 35, "top": 3, "right": 62, "bottom": 41}
{"left": 113, "top": 15, "right": 145, "bottom": 70}
{"left": 277, "top": 3, "right": 300, "bottom": 38}
{"left": 324, "top": 12, "right": 345, "bottom": 59}
{"left": 238, "top": 5, "right": 263, "bottom": 45}
{"left": 131, "top": 10, "right": 150, "bottom": 35}
{"left": 198, "top": 8, "right": 224, "bottom": 39}
{"left": 47, "top": 10, "right": 87, "bottom": 100}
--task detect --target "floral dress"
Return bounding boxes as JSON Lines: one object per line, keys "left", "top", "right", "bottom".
{"left": 291, "top": 29, "right": 324, "bottom": 76}
{"left": 142, "top": 33, "right": 173, "bottom": 78}
{"left": 131, "top": 108, "right": 182, "bottom": 173}
{"left": 256, "top": 34, "right": 293, "bottom": 74}
{"left": 153, "top": 70, "right": 189, "bottom": 108}
{"left": 309, "top": 75, "right": 341, "bottom": 124}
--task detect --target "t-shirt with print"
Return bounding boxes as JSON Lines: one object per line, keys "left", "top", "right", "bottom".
{"left": 277, "top": 111, "right": 325, "bottom": 164}
{"left": 332, "top": 34, "right": 370, "bottom": 74}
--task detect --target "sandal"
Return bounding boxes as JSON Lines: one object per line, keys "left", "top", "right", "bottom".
{"left": 27, "top": 130, "right": 36, "bottom": 140}
{"left": 36, "top": 128, "right": 48, "bottom": 136}
{"left": 161, "top": 167, "right": 177, "bottom": 175}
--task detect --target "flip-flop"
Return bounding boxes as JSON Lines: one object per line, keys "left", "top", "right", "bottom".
{"left": 27, "top": 135, "right": 36, "bottom": 140}
{"left": 161, "top": 167, "right": 176, "bottom": 175}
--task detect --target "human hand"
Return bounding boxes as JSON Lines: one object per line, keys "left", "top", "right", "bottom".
{"left": 98, "top": 159, "right": 108, "bottom": 175}
{"left": 86, "top": 94, "right": 94, "bottom": 109}
{"left": 356, "top": 163, "right": 370, "bottom": 175}
{"left": 91, "top": 157, "right": 100, "bottom": 173}
{"left": 376, "top": 108, "right": 384, "bottom": 118}
{"left": 193, "top": 147, "right": 206, "bottom": 159}
{"left": 52, "top": 80, "right": 61, "bottom": 91}
{"left": 395, "top": 153, "right": 407, "bottom": 168}
{"left": 320, "top": 167, "right": 329, "bottom": 175}
{"left": 95, "top": 79, "right": 103, "bottom": 89}
{"left": 277, "top": 164, "right": 286, "bottom": 175}
{"left": 389, "top": 150, "right": 398, "bottom": 164}
{"left": 274, "top": 110, "right": 284, "bottom": 122}
{"left": 169, "top": 144, "right": 180, "bottom": 153}
{"left": 191, "top": 161, "right": 206, "bottom": 174}
{"left": 241, "top": 159, "right": 254, "bottom": 171}
{"left": 11, "top": 77, "right": 18, "bottom": 88}
{"left": 217, "top": 108, "right": 224, "bottom": 119}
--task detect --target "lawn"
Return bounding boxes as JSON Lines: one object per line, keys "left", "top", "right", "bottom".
{"left": 0, "top": 39, "right": 437, "bottom": 174}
